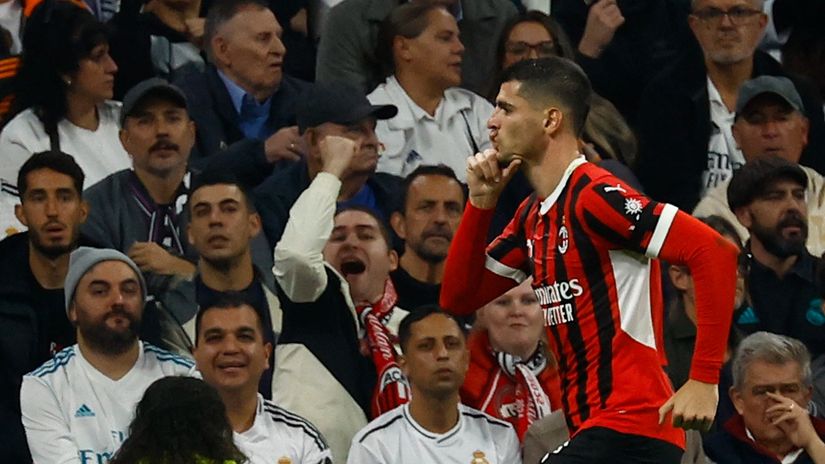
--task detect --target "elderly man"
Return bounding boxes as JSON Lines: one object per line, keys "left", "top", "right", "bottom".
{"left": 316, "top": 0, "right": 516, "bottom": 96}
{"left": 635, "top": 0, "right": 825, "bottom": 212}
{"left": 367, "top": 1, "right": 493, "bottom": 181}
{"left": 255, "top": 81, "right": 400, "bottom": 248}
{"left": 694, "top": 75, "right": 825, "bottom": 255}
{"left": 704, "top": 331, "right": 825, "bottom": 463}
{"left": 175, "top": 0, "right": 309, "bottom": 187}
{"left": 727, "top": 156, "right": 825, "bottom": 358}
{"left": 20, "top": 248, "right": 195, "bottom": 463}
{"left": 389, "top": 165, "right": 465, "bottom": 310}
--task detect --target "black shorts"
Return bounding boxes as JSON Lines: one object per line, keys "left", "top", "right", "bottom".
{"left": 537, "top": 427, "right": 683, "bottom": 464}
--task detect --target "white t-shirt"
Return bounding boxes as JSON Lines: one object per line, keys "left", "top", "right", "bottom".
{"left": 20, "top": 342, "right": 196, "bottom": 464}
{"left": 235, "top": 394, "right": 332, "bottom": 464}
{"left": 347, "top": 403, "right": 522, "bottom": 464}
{"left": 0, "top": 0, "right": 22, "bottom": 54}
{"left": 702, "top": 77, "right": 745, "bottom": 196}
{"left": 368, "top": 76, "right": 493, "bottom": 183}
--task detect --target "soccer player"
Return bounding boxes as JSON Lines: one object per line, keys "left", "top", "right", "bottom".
{"left": 193, "top": 295, "right": 332, "bottom": 464}
{"left": 347, "top": 306, "right": 521, "bottom": 464}
{"left": 439, "top": 57, "right": 740, "bottom": 463}
{"left": 20, "top": 247, "right": 195, "bottom": 463}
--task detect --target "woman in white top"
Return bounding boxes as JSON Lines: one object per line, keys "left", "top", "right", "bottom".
{"left": 0, "top": 0, "right": 130, "bottom": 196}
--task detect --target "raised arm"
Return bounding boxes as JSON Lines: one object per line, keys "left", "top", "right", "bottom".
{"left": 440, "top": 150, "right": 524, "bottom": 315}
{"left": 272, "top": 136, "right": 356, "bottom": 302}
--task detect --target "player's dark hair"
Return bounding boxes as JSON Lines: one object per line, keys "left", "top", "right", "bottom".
{"left": 17, "top": 151, "right": 85, "bottom": 198}
{"left": 334, "top": 205, "right": 393, "bottom": 249}
{"left": 398, "top": 305, "right": 464, "bottom": 353}
{"left": 194, "top": 293, "right": 266, "bottom": 345}
{"left": 189, "top": 170, "right": 257, "bottom": 213}
{"left": 398, "top": 164, "right": 467, "bottom": 214}
{"left": 500, "top": 57, "right": 592, "bottom": 136}
{"left": 110, "top": 377, "right": 248, "bottom": 464}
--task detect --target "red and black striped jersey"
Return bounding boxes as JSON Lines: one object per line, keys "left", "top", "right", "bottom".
{"left": 485, "top": 157, "right": 684, "bottom": 447}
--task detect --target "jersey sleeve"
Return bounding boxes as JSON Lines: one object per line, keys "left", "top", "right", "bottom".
{"left": 576, "top": 180, "right": 678, "bottom": 258}
{"left": 497, "top": 425, "right": 522, "bottom": 464}
{"left": 440, "top": 201, "right": 524, "bottom": 316}
{"left": 484, "top": 197, "right": 533, "bottom": 283}
{"left": 20, "top": 376, "right": 80, "bottom": 464}
{"left": 302, "top": 419, "right": 333, "bottom": 464}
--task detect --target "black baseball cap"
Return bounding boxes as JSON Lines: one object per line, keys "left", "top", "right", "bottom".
{"left": 727, "top": 155, "right": 807, "bottom": 211}
{"left": 735, "top": 76, "right": 805, "bottom": 118}
{"left": 121, "top": 77, "right": 189, "bottom": 126}
{"left": 296, "top": 81, "right": 397, "bottom": 134}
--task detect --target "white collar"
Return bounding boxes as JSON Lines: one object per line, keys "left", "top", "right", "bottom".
{"left": 539, "top": 155, "right": 587, "bottom": 216}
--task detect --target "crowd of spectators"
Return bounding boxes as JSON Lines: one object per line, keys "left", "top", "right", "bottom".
{"left": 0, "top": 0, "right": 824, "bottom": 462}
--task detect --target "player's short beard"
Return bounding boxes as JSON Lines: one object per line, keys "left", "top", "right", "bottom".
{"left": 77, "top": 307, "right": 141, "bottom": 355}
{"left": 750, "top": 213, "right": 808, "bottom": 259}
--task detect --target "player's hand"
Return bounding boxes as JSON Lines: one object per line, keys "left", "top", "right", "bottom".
{"left": 263, "top": 126, "right": 304, "bottom": 164}
{"left": 466, "top": 149, "right": 521, "bottom": 210}
{"left": 658, "top": 379, "right": 718, "bottom": 432}
{"left": 578, "top": 0, "right": 625, "bottom": 58}
{"left": 319, "top": 135, "right": 358, "bottom": 179}
{"left": 766, "top": 392, "right": 823, "bottom": 451}
{"left": 128, "top": 242, "right": 196, "bottom": 278}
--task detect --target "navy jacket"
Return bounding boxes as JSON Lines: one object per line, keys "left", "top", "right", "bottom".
{"left": 174, "top": 65, "right": 310, "bottom": 187}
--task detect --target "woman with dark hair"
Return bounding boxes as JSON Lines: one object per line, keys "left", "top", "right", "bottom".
{"left": 487, "top": 11, "right": 575, "bottom": 101}
{"left": 0, "top": 0, "right": 129, "bottom": 194}
{"left": 110, "top": 376, "right": 247, "bottom": 464}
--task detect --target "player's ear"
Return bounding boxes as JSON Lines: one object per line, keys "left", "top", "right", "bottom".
{"left": 543, "top": 108, "right": 562, "bottom": 134}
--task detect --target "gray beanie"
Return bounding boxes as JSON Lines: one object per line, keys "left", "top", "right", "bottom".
{"left": 64, "top": 247, "right": 147, "bottom": 313}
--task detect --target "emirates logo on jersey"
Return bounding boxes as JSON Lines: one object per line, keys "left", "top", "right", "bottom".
{"left": 557, "top": 225, "right": 569, "bottom": 254}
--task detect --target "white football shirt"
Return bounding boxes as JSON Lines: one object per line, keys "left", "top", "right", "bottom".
{"left": 347, "top": 403, "right": 522, "bottom": 464}
{"left": 21, "top": 342, "right": 196, "bottom": 464}
{"left": 235, "top": 394, "right": 332, "bottom": 464}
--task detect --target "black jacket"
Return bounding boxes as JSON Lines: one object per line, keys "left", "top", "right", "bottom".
{"left": 635, "top": 50, "right": 825, "bottom": 211}
{"left": 705, "top": 414, "right": 825, "bottom": 463}
{"left": 254, "top": 159, "right": 402, "bottom": 249}
{"left": 0, "top": 233, "right": 74, "bottom": 463}
{"left": 174, "top": 65, "right": 310, "bottom": 187}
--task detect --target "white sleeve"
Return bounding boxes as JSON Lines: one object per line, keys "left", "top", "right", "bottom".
{"left": 273, "top": 172, "right": 341, "bottom": 303}
{"left": 498, "top": 426, "right": 522, "bottom": 464}
{"left": 20, "top": 376, "right": 81, "bottom": 464}
{"left": 302, "top": 428, "right": 333, "bottom": 464}
{"left": 0, "top": 125, "right": 37, "bottom": 187}
{"left": 346, "top": 438, "right": 383, "bottom": 464}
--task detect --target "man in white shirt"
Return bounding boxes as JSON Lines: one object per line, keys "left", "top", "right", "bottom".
{"left": 348, "top": 306, "right": 522, "bottom": 464}
{"left": 367, "top": 1, "right": 493, "bottom": 182}
{"left": 20, "top": 247, "right": 195, "bottom": 464}
{"left": 192, "top": 294, "right": 332, "bottom": 464}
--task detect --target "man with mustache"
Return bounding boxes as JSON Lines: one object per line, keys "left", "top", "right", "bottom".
{"left": 389, "top": 165, "right": 465, "bottom": 310}
{"left": 0, "top": 151, "right": 88, "bottom": 462}
{"left": 635, "top": 0, "right": 825, "bottom": 213}
{"left": 20, "top": 247, "right": 195, "bottom": 464}
{"left": 694, "top": 76, "right": 825, "bottom": 256}
{"left": 82, "top": 78, "right": 198, "bottom": 354}
{"left": 728, "top": 156, "right": 825, "bottom": 358}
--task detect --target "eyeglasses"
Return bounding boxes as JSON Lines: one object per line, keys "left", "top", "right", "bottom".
{"left": 692, "top": 6, "right": 763, "bottom": 25}
{"left": 505, "top": 41, "right": 558, "bottom": 58}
